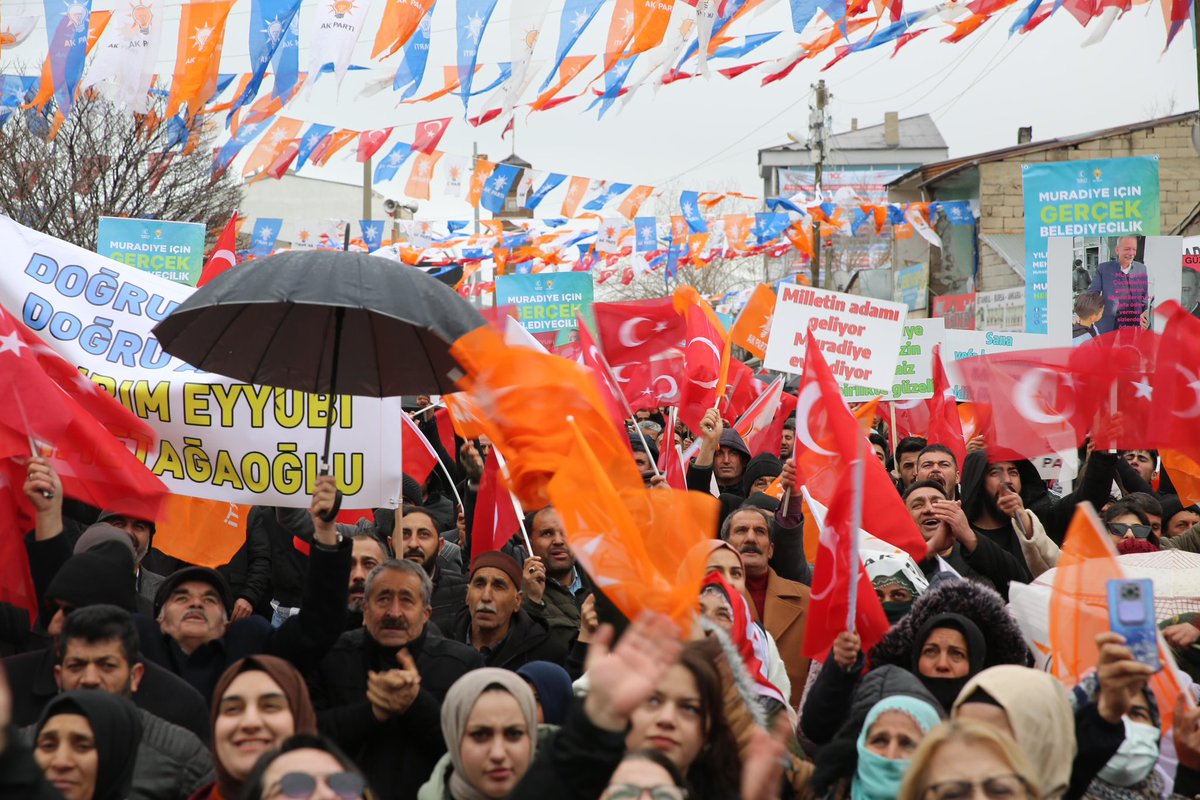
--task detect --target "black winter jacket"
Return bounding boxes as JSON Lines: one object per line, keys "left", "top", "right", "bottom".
{"left": 309, "top": 625, "right": 482, "bottom": 800}
{"left": 449, "top": 605, "right": 569, "bottom": 669}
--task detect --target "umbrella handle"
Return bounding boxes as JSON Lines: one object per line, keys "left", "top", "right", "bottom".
{"left": 319, "top": 489, "right": 344, "bottom": 523}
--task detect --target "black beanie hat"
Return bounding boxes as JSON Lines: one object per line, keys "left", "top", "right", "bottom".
{"left": 741, "top": 453, "right": 783, "bottom": 497}
{"left": 629, "top": 435, "right": 660, "bottom": 466}
{"left": 46, "top": 544, "right": 138, "bottom": 614}
{"left": 401, "top": 473, "right": 424, "bottom": 505}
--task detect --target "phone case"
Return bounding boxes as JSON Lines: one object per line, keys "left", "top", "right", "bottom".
{"left": 1107, "top": 578, "right": 1161, "bottom": 672}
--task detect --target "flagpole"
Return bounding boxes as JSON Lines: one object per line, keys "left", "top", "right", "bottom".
{"left": 846, "top": 435, "right": 865, "bottom": 633}
{"left": 888, "top": 401, "right": 897, "bottom": 456}
{"left": 780, "top": 406, "right": 797, "bottom": 516}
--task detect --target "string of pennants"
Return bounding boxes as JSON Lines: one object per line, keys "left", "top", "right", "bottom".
{"left": 236, "top": 196, "right": 973, "bottom": 294}
{"left": 0, "top": 0, "right": 1188, "bottom": 145}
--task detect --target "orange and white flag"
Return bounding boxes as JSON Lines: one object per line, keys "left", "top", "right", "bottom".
{"left": 164, "top": 1, "right": 235, "bottom": 119}
{"left": 404, "top": 151, "right": 443, "bottom": 201}
{"left": 372, "top": 0, "right": 435, "bottom": 58}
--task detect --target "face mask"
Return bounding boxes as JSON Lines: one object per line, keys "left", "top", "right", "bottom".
{"left": 1097, "top": 718, "right": 1160, "bottom": 787}
{"left": 882, "top": 600, "right": 913, "bottom": 624}
{"left": 851, "top": 748, "right": 909, "bottom": 800}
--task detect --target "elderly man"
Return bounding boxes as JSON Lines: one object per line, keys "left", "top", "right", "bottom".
{"left": 451, "top": 551, "right": 567, "bottom": 669}
{"left": 1089, "top": 236, "right": 1150, "bottom": 332}
{"left": 720, "top": 505, "right": 810, "bottom": 705}
{"left": 309, "top": 559, "right": 481, "bottom": 800}
{"left": 136, "top": 476, "right": 351, "bottom": 701}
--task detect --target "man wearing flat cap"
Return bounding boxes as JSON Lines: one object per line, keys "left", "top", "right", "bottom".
{"left": 134, "top": 476, "right": 352, "bottom": 702}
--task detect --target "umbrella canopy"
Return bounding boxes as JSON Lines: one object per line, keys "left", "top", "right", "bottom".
{"left": 152, "top": 250, "right": 486, "bottom": 396}
{"left": 1033, "top": 549, "right": 1200, "bottom": 621}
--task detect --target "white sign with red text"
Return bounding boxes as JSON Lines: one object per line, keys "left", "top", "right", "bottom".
{"left": 763, "top": 283, "right": 908, "bottom": 393}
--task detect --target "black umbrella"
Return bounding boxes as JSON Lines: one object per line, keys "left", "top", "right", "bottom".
{"left": 152, "top": 249, "right": 486, "bottom": 514}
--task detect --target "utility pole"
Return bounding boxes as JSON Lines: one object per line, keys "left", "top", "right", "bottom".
{"left": 472, "top": 141, "right": 481, "bottom": 236}
{"left": 809, "top": 80, "right": 830, "bottom": 289}
{"left": 362, "top": 158, "right": 372, "bottom": 221}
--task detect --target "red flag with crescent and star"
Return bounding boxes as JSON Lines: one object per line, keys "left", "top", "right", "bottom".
{"left": 593, "top": 297, "right": 685, "bottom": 365}
{"left": 197, "top": 212, "right": 239, "bottom": 287}
{"left": 411, "top": 117, "right": 452, "bottom": 154}
{"left": 793, "top": 336, "right": 927, "bottom": 562}
{"left": 673, "top": 285, "right": 731, "bottom": 433}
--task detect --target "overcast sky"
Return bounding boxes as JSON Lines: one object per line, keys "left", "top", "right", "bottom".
{"left": 4, "top": 0, "right": 1196, "bottom": 222}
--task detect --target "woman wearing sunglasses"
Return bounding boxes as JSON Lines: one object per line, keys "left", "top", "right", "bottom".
{"left": 1103, "top": 502, "right": 1158, "bottom": 552}
{"left": 242, "top": 734, "right": 371, "bottom": 800}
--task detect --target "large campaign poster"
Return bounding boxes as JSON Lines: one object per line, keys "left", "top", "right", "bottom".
{"left": 1022, "top": 156, "right": 1161, "bottom": 334}
{"left": 1, "top": 217, "right": 405, "bottom": 508}
{"left": 495, "top": 272, "right": 594, "bottom": 334}
{"left": 96, "top": 216, "right": 208, "bottom": 286}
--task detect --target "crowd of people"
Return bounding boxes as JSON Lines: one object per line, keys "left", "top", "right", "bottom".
{"left": 3, "top": 395, "right": 1200, "bottom": 800}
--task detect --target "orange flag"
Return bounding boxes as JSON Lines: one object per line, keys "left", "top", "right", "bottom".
{"left": 1162, "top": 450, "right": 1200, "bottom": 507}
{"left": 154, "top": 495, "right": 250, "bottom": 567}
{"left": 242, "top": 117, "right": 303, "bottom": 178}
{"left": 630, "top": 0, "right": 676, "bottom": 53}
{"left": 730, "top": 284, "right": 776, "bottom": 359}
{"left": 1050, "top": 503, "right": 1185, "bottom": 728}
{"left": 530, "top": 55, "right": 595, "bottom": 111}
{"left": 466, "top": 160, "right": 497, "bottom": 208}
{"left": 601, "top": 0, "right": 637, "bottom": 72}
{"left": 549, "top": 419, "right": 718, "bottom": 627}
{"left": 618, "top": 185, "right": 655, "bottom": 219}
{"left": 450, "top": 326, "right": 620, "bottom": 508}
{"left": 372, "top": 0, "right": 436, "bottom": 58}
{"left": 561, "top": 176, "right": 591, "bottom": 218}
{"left": 164, "top": 1, "right": 236, "bottom": 119}
{"left": 405, "top": 151, "right": 443, "bottom": 201}
{"left": 25, "top": 11, "right": 112, "bottom": 111}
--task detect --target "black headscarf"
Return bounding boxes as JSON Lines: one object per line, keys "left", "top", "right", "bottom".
{"left": 910, "top": 612, "right": 987, "bottom": 712}
{"left": 34, "top": 690, "right": 143, "bottom": 800}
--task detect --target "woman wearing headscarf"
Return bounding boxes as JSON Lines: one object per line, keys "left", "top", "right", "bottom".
{"left": 850, "top": 695, "right": 942, "bottom": 799}
{"left": 33, "top": 690, "right": 143, "bottom": 800}
{"left": 809, "top": 666, "right": 945, "bottom": 799}
{"left": 192, "top": 655, "right": 318, "bottom": 800}
{"left": 803, "top": 575, "right": 1029, "bottom": 745}
{"left": 701, "top": 540, "right": 791, "bottom": 700}
{"left": 897, "top": 718, "right": 1043, "bottom": 800}
{"left": 517, "top": 661, "right": 574, "bottom": 728}
{"left": 418, "top": 668, "right": 538, "bottom": 800}
{"left": 953, "top": 664, "right": 1127, "bottom": 800}
{"left": 1071, "top": 677, "right": 1163, "bottom": 800}
{"left": 862, "top": 551, "right": 928, "bottom": 625}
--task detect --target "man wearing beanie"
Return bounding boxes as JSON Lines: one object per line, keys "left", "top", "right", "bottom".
{"left": 450, "top": 550, "right": 568, "bottom": 669}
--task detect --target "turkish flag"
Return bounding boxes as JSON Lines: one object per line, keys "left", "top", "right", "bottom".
{"left": 720, "top": 359, "right": 763, "bottom": 421}
{"left": 471, "top": 449, "right": 520, "bottom": 557}
{"left": 793, "top": 337, "right": 926, "bottom": 562}
{"left": 1149, "top": 301, "right": 1200, "bottom": 460}
{"left": 657, "top": 407, "right": 687, "bottom": 490}
{"left": 411, "top": 117, "right": 452, "bottom": 155}
{"left": 619, "top": 352, "right": 686, "bottom": 413}
{"left": 1071, "top": 328, "right": 1162, "bottom": 452}
{"left": 357, "top": 127, "right": 395, "bottom": 163}
{"left": 673, "top": 286, "right": 730, "bottom": 433}
{"left": 954, "top": 345, "right": 1090, "bottom": 461}
{"left": 801, "top": 481, "right": 890, "bottom": 660}
{"left": 883, "top": 398, "right": 930, "bottom": 443}
{"left": 197, "top": 212, "right": 239, "bottom": 287}
{"left": 433, "top": 408, "right": 458, "bottom": 464}
{"left": 733, "top": 376, "right": 786, "bottom": 457}
{"left": 593, "top": 296, "right": 685, "bottom": 365}
{"left": 926, "top": 346, "right": 967, "bottom": 467}
{"left": 577, "top": 320, "right": 634, "bottom": 437}
{"left": 400, "top": 413, "right": 440, "bottom": 483}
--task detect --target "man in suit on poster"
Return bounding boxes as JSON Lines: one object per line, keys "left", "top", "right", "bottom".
{"left": 1088, "top": 236, "right": 1150, "bottom": 332}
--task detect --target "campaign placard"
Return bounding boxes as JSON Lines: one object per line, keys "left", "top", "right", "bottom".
{"left": 495, "top": 272, "right": 594, "bottom": 334}
{"left": 96, "top": 216, "right": 207, "bottom": 286}
{"left": 843, "top": 318, "right": 944, "bottom": 402}
{"left": 763, "top": 283, "right": 908, "bottom": 393}
{"left": 1022, "top": 156, "right": 1161, "bottom": 334}
{"left": 893, "top": 263, "right": 928, "bottom": 311}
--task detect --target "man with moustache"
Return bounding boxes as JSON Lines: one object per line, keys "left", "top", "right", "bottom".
{"left": 392, "top": 506, "right": 469, "bottom": 634}
{"left": 720, "top": 506, "right": 810, "bottom": 706}
{"left": 308, "top": 559, "right": 481, "bottom": 800}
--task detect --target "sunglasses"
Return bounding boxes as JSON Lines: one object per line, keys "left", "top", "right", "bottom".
{"left": 602, "top": 784, "right": 688, "bottom": 800}
{"left": 268, "top": 771, "right": 366, "bottom": 800}
{"left": 1108, "top": 522, "right": 1153, "bottom": 539}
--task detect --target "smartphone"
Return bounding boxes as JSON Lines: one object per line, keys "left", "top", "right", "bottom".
{"left": 1107, "top": 578, "right": 1161, "bottom": 672}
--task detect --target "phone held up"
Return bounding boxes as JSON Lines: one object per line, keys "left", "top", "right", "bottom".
{"left": 1107, "top": 578, "right": 1161, "bottom": 672}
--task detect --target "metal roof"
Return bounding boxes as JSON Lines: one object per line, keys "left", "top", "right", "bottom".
{"left": 761, "top": 113, "right": 947, "bottom": 153}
